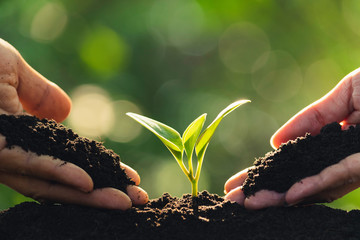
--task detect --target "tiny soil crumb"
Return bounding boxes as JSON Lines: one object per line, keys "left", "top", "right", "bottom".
{"left": 0, "top": 191, "right": 360, "bottom": 240}
{"left": 242, "top": 122, "right": 360, "bottom": 196}
{"left": 0, "top": 114, "right": 134, "bottom": 193}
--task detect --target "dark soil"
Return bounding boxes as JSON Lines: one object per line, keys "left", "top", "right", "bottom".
{"left": 242, "top": 122, "right": 360, "bottom": 196}
{"left": 0, "top": 116, "right": 360, "bottom": 239}
{"left": 1, "top": 191, "right": 360, "bottom": 240}
{"left": 0, "top": 114, "right": 133, "bottom": 193}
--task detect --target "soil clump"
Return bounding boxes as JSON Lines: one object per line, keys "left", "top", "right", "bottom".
{"left": 242, "top": 122, "right": 359, "bottom": 196}
{"left": 0, "top": 114, "right": 133, "bottom": 192}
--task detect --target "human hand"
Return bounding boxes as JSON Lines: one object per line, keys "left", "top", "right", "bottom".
{"left": 0, "top": 39, "right": 148, "bottom": 209}
{"left": 0, "top": 140, "right": 148, "bottom": 210}
{"left": 225, "top": 67, "right": 360, "bottom": 209}
{"left": 0, "top": 38, "right": 71, "bottom": 122}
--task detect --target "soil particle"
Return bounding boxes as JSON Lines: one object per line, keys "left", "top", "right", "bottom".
{"left": 0, "top": 191, "right": 360, "bottom": 240}
{"left": 0, "top": 114, "right": 134, "bottom": 192}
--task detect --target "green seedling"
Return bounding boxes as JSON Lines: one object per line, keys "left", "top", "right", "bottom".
{"left": 127, "top": 99, "right": 250, "bottom": 197}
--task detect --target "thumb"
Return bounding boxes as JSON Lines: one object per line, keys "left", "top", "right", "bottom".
{"left": 271, "top": 67, "right": 360, "bottom": 149}
{"left": 17, "top": 55, "right": 71, "bottom": 122}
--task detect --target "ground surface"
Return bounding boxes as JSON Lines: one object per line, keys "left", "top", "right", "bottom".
{"left": 0, "top": 191, "right": 359, "bottom": 240}
{"left": 0, "top": 115, "right": 359, "bottom": 239}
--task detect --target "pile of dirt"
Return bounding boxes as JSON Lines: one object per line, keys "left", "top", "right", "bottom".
{"left": 0, "top": 191, "right": 359, "bottom": 240}
{"left": 242, "top": 122, "right": 360, "bottom": 196}
{"left": 0, "top": 115, "right": 359, "bottom": 239}
{"left": 0, "top": 114, "right": 133, "bottom": 192}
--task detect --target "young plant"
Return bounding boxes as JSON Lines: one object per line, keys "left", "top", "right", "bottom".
{"left": 127, "top": 99, "right": 250, "bottom": 197}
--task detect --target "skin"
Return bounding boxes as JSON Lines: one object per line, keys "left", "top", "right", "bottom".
{"left": 225, "top": 67, "right": 360, "bottom": 209}
{"left": 0, "top": 38, "right": 148, "bottom": 210}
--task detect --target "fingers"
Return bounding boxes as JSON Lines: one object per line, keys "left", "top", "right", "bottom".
{"left": 244, "top": 190, "right": 286, "bottom": 210}
{"left": 121, "top": 164, "right": 149, "bottom": 205}
{"left": 225, "top": 186, "right": 286, "bottom": 210}
{"left": 271, "top": 67, "right": 360, "bottom": 148}
{"left": 345, "top": 69, "right": 360, "bottom": 124}
{"left": 286, "top": 153, "right": 360, "bottom": 205}
{"left": 0, "top": 143, "right": 148, "bottom": 207}
{"left": 0, "top": 144, "right": 148, "bottom": 206}
{"left": 0, "top": 146, "right": 93, "bottom": 192}
{"left": 0, "top": 83, "right": 23, "bottom": 115}
{"left": 17, "top": 56, "right": 71, "bottom": 122}
{"left": 121, "top": 163, "right": 141, "bottom": 185}
{"left": 223, "top": 168, "right": 249, "bottom": 206}
{"left": 224, "top": 186, "right": 246, "bottom": 205}
{"left": 0, "top": 39, "right": 24, "bottom": 115}
{"left": 0, "top": 172, "right": 132, "bottom": 210}
{"left": 126, "top": 185, "right": 149, "bottom": 205}
{"left": 224, "top": 168, "right": 249, "bottom": 194}
{"left": 0, "top": 39, "right": 71, "bottom": 122}
{"left": 224, "top": 168, "right": 285, "bottom": 210}
{"left": 225, "top": 152, "right": 360, "bottom": 209}
{"left": 0, "top": 172, "right": 148, "bottom": 209}
{"left": 288, "top": 182, "right": 360, "bottom": 206}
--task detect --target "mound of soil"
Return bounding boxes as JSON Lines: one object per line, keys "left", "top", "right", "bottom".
{"left": 0, "top": 191, "right": 360, "bottom": 240}
{"left": 0, "top": 114, "right": 133, "bottom": 192}
{"left": 0, "top": 116, "right": 359, "bottom": 239}
{"left": 242, "top": 122, "right": 360, "bottom": 196}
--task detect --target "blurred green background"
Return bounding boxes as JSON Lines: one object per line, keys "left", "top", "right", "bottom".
{"left": 1, "top": 0, "right": 360, "bottom": 211}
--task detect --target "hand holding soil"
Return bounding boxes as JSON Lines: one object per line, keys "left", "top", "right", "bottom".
{"left": 0, "top": 138, "right": 145, "bottom": 210}
{"left": 225, "top": 67, "right": 360, "bottom": 209}
{"left": 0, "top": 39, "right": 148, "bottom": 210}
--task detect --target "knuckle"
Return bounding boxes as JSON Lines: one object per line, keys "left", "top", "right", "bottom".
{"left": 310, "top": 107, "right": 326, "bottom": 127}
{"left": 0, "top": 83, "right": 22, "bottom": 114}
{"left": 343, "top": 156, "right": 360, "bottom": 181}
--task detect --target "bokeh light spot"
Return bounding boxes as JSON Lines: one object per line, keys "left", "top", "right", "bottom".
{"left": 79, "top": 25, "right": 128, "bottom": 77}
{"left": 30, "top": 2, "right": 68, "bottom": 42}
{"left": 68, "top": 85, "right": 115, "bottom": 139}
{"left": 148, "top": 0, "right": 218, "bottom": 55}
{"left": 252, "top": 50, "right": 302, "bottom": 102}
{"left": 303, "top": 59, "right": 342, "bottom": 102}
{"left": 219, "top": 22, "right": 270, "bottom": 73}
{"left": 108, "top": 100, "right": 143, "bottom": 143}
{"left": 219, "top": 107, "right": 278, "bottom": 160}
{"left": 168, "top": 1, "right": 204, "bottom": 48}
{"left": 148, "top": 0, "right": 176, "bottom": 35}
{"left": 342, "top": 1, "right": 360, "bottom": 36}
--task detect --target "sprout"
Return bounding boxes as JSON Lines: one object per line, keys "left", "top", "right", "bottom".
{"left": 127, "top": 99, "right": 250, "bottom": 197}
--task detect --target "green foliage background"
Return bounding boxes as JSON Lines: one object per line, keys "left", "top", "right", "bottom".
{"left": 1, "top": 0, "right": 360, "bottom": 210}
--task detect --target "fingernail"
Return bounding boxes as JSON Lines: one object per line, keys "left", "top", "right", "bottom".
{"left": 224, "top": 187, "right": 245, "bottom": 204}
{"left": 126, "top": 185, "right": 149, "bottom": 205}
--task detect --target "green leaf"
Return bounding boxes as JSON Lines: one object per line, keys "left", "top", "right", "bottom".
{"left": 126, "top": 112, "right": 184, "bottom": 153}
{"left": 195, "top": 100, "right": 250, "bottom": 157}
{"left": 182, "top": 114, "right": 207, "bottom": 158}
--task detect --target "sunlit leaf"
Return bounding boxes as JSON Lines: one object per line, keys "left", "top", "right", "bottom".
{"left": 195, "top": 99, "right": 250, "bottom": 157}
{"left": 126, "top": 112, "right": 183, "bottom": 153}
{"left": 182, "top": 114, "right": 207, "bottom": 158}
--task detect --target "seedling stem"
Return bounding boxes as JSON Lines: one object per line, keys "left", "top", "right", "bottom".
{"left": 127, "top": 99, "right": 250, "bottom": 197}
